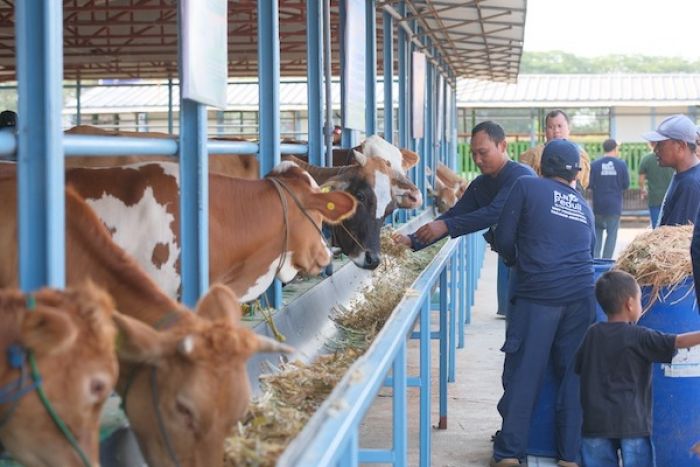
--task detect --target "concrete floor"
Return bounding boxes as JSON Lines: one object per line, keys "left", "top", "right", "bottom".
{"left": 358, "top": 223, "right": 648, "bottom": 466}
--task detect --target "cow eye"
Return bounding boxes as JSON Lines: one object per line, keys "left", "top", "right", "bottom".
{"left": 356, "top": 192, "right": 366, "bottom": 203}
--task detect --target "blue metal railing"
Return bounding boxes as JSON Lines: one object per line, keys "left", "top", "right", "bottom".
{"left": 278, "top": 232, "right": 486, "bottom": 467}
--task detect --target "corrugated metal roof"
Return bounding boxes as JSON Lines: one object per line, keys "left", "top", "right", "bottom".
{"left": 65, "top": 80, "right": 396, "bottom": 113}
{"left": 456, "top": 74, "right": 700, "bottom": 107}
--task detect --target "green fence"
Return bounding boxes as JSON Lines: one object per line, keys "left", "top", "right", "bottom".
{"left": 457, "top": 141, "right": 650, "bottom": 189}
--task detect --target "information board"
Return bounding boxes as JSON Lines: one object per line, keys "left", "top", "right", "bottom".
{"left": 411, "top": 52, "right": 426, "bottom": 138}
{"left": 342, "top": 0, "right": 367, "bottom": 130}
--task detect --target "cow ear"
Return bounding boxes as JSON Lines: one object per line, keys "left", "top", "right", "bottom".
{"left": 20, "top": 307, "right": 78, "bottom": 357}
{"left": 307, "top": 191, "right": 357, "bottom": 224}
{"left": 399, "top": 148, "right": 419, "bottom": 170}
{"left": 112, "top": 312, "right": 178, "bottom": 364}
{"left": 320, "top": 179, "right": 350, "bottom": 193}
{"left": 352, "top": 150, "right": 368, "bottom": 167}
{"left": 195, "top": 284, "right": 242, "bottom": 323}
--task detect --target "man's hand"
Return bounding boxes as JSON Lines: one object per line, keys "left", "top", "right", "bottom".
{"left": 415, "top": 220, "right": 448, "bottom": 244}
{"left": 391, "top": 232, "right": 411, "bottom": 247}
{"left": 640, "top": 188, "right": 648, "bottom": 200}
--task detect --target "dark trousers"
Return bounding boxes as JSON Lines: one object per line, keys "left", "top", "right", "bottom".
{"left": 493, "top": 295, "right": 595, "bottom": 463}
{"left": 594, "top": 214, "right": 620, "bottom": 259}
{"left": 496, "top": 257, "right": 511, "bottom": 317}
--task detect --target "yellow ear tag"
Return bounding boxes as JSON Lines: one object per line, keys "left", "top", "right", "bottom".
{"left": 321, "top": 185, "right": 331, "bottom": 193}
{"left": 326, "top": 202, "right": 336, "bottom": 211}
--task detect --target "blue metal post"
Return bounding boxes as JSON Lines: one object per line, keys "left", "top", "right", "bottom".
{"left": 168, "top": 78, "right": 174, "bottom": 134}
{"left": 397, "top": 1, "right": 408, "bottom": 223}
{"left": 307, "top": 0, "right": 324, "bottom": 166}
{"left": 177, "top": 1, "right": 209, "bottom": 307}
{"left": 425, "top": 45, "right": 434, "bottom": 210}
{"left": 339, "top": 0, "right": 351, "bottom": 148}
{"left": 458, "top": 239, "right": 466, "bottom": 348}
{"left": 76, "top": 79, "right": 82, "bottom": 125}
{"left": 392, "top": 339, "right": 407, "bottom": 466}
{"left": 449, "top": 255, "right": 457, "bottom": 382}
{"left": 438, "top": 267, "right": 448, "bottom": 429}
{"left": 16, "top": 0, "right": 65, "bottom": 290}
{"left": 382, "top": 11, "right": 393, "bottom": 143}
{"left": 419, "top": 298, "right": 432, "bottom": 466}
{"left": 177, "top": 100, "right": 209, "bottom": 307}
{"left": 365, "top": 0, "right": 376, "bottom": 136}
{"left": 338, "top": 431, "right": 359, "bottom": 467}
{"left": 258, "top": 0, "right": 282, "bottom": 309}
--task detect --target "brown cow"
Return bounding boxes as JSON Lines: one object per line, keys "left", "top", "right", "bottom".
{"left": 427, "top": 163, "right": 469, "bottom": 213}
{"left": 0, "top": 283, "right": 119, "bottom": 466}
{"left": 436, "top": 162, "right": 468, "bottom": 199}
{"left": 64, "top": 160, "right": 356, "bottom": 300}
{"left": 0, "top": 181, "right": 293, "bottom": 467}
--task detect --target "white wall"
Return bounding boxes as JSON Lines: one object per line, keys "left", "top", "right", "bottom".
{"left": 614, "top": 106, "right": 690, "bottom": 142}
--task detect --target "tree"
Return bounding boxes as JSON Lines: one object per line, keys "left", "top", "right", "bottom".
{"left": 521, "top": 51, "right": 700, "bottom": 74}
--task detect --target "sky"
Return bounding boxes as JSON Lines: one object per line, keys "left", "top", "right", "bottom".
{"left": 523, "top": 0, "right": 700, "bottom": 59}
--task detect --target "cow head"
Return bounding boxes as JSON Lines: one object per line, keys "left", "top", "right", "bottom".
{"left": 114, "top": 284, "right": 292, "bottom": 467}
{"left": 0, "top": 282, "right": 120, "bottom": 467}
{"left": 427, "top": 175, "right": 458, "bottom": 214}
{"left": 358, "top": 135, "right": 422, "bottom": 209}
{"left": 321, "top": 151, "right": 402, "bottom": 269}
{"left": 261, "top": 161, "right": 357, "bottom": 285}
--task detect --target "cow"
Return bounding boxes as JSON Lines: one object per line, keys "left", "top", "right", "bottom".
{"left": 0, "top": 282, "right": 121, "bottom": 466}
{"left": 282, "top": 152, "right": 417, "bottom": 269}
{"left": 63, "top": 126, "right": 420, "bottom": 269}
{"left": 0, "top": 180, "right": 293, "bottom": 467}
{"left": 426, "top": 163, "right": 469, "bottom": 213}
{"left": 64, "top": 160, "right": 355, "bottom": 300}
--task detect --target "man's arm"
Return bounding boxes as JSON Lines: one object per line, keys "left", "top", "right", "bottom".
{"left": 639, "top": 173, "right": 647, "bottom": 199}
{"left": 578, "top": 148, "right": 591, "bottom": 189}
{"left": 493, "top": 180, "right": 525, "bottom": 265}
{"left": 621, "top": 160, "right": 631, "bottom": 190}
{"left": 676, "top": 330, "right": 700, "bottom": 349}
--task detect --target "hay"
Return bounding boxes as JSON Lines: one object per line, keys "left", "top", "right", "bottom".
{"left": 224, "top": 227, "right": 443, "bottom": 466}
{"left": 614, "top": 225, "right": 694, "bottom": 311}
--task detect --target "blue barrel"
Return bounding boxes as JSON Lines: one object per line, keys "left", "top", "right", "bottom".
{"left": 638, "top": 277, "right": 700, "bottom": 467}
{"left": 526, "top": 259, "right": 614, "bottom": 457}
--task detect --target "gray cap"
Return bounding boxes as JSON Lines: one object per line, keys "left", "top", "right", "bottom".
{"left": 642, "top": 114, "right": 698, "bottom": 144}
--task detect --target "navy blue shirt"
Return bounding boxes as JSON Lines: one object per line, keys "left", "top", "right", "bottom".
{"left": 494, "top": 177, "right": 595, "bottom": 305}
{"left": 693, "top": 206, "right": 700, "bottom": 309}
{"left": 659, "top": 163, "right": 700, "bottom": 226}
{"left": 589, "top": 156, "right": 630, "bottom": 216}
{"left": 410, "top": 160, "right": 535, "bottom": 250}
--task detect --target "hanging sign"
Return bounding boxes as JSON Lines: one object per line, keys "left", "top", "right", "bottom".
{"left": 412, "top": 52, "right": 426, "bottom": 138}
{"left": 181, "top": 0, "right": 228, "bottom": 109}
{"left": 342, "top": 0, "right": 367, "bottom": 130}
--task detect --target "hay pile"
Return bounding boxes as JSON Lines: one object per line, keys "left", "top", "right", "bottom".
{"left": 224, "top": 228, "right": 443, "bottom": 466}
{"left": 614, "top": 225, "right": 694, "bottom": 311}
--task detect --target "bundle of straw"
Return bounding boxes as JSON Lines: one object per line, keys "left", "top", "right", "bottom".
{"left": 614, "top": 225, "right": 694, "bottom": 311}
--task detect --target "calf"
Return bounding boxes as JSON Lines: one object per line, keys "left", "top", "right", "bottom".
{"left": 0, "top": 180, "right": 293, "bottom": 467}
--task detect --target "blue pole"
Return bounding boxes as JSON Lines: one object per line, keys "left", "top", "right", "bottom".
{"left": 365, "top": 0, "right": 376, "bottom": 136}
{"left": 449, "top": 254, "right": 457, "bottom": 382}
{"left": 419, "top": 299, "right": 432, "bottom": 467}
{"left": 258, "top": 0, "right": 282, "bottom": 309}
{"left": 306, "top": 0, "right": 324, "bottom": 166}
{"left": 392, "top": 339, "right": 407, "bottom": 466}
{"left": 397, "top": 1, "right": 408, "bottom": 223}
{"left": 76, "top": 79, "right": 82, "bottom": 126}
{"left": 458, "top": 239, "right": 466, "bottom": 348}
{"left": 16, "top": 0, "right": 65, "bottom": 291}
{"left": 425, "top": 45, "right": 434, "bottom": 211}
{"left": 177, "top": 1, "right": 209, "bottom": 307}
{"left": 438, "top": 267, "right": 448, "bottom": 430}
{"left": 168, "top": 78, "right": 174, "bottom": 135}
{"left": 382, "top": 11, "right": 393, "bottom": 143}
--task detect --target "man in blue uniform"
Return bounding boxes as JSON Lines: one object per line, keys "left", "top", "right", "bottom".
{"left": 490, "top": 139, "right": 596, "bottom": 467}
{"left": 643, "top": 114, "right": 700, "bottom": 226}
{"left": 589, "top": 138, "right": 630, "bottom": 258}
{"left": 392, "top": 121, "right": 535, "bottom": 318}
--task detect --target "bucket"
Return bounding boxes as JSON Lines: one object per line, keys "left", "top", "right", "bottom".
{"left": 526, "top": 259, "right": 614, "bottom": 457}
{"left": 638, "top": 277, "right": 700, "bottom": 467}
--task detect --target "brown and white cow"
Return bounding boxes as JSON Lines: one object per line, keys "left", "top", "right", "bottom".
{"left": 0, "top": 181, "right": 293, "bottom": 467}
{"left": 0, "top": 283, "right": 120, "bottom": 466}
{"left": 64, "top": 160, "right": 355, "bottom": 301}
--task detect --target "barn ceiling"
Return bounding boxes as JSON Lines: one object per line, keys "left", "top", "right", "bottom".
{"left": 0, "top": 0, "right": 525, "bottom": 82}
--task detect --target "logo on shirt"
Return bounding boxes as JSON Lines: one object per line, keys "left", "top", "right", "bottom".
{"left": 601, "top": 161, "right": 617, "bottom": 176}
{"left": 551, "top": 190, "right": 588, "bottom": 224}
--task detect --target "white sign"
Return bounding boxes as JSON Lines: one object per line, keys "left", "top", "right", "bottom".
{"left": 412, "top": 52, "right": 426, "bottom": 138}
{"left": 436, "top": 73, "right": 445, "bottom": 142}
{"left": 181, "top": 0, "right": 228, "bottom": 109}
{"left": 342, "top": 0, "right": 366, "bottom": 130}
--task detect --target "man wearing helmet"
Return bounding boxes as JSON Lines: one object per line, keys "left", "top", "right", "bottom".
{"left": 490, "top": 139, "right": 596, "bottom": 467}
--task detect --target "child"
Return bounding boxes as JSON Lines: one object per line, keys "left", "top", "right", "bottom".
{"left": 575, "top": 270, "right": 700, "bottom": 467}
